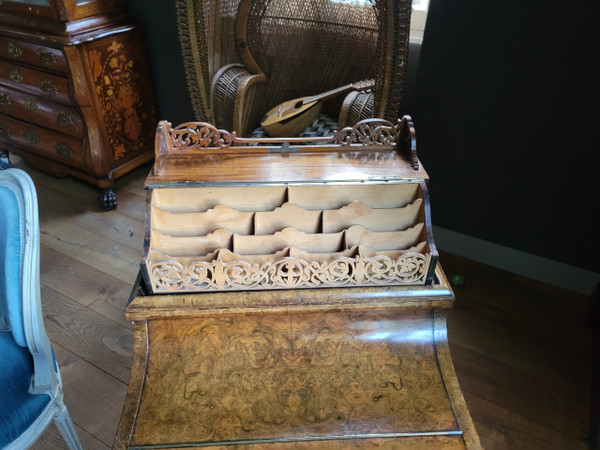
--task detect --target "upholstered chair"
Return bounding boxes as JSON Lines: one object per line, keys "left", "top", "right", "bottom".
{"left": 0, "top": 168, "right": 81, "bottom": 449}
{"left": 176, "top": 0, "right": 412, "bottom": 136}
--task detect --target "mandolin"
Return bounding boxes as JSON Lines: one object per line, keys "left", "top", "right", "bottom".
{"left": 260, "top": 79, "right": 375, "bottom": 137}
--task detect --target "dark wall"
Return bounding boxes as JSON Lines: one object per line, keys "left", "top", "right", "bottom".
{"left": 125, "top": 0, "right": 194, "bottom": 125}
{"left": 414, "top": 1, "right": 600, "bottom": 272}
{"left": 126, "top": 1, "right": 599, "bottom": 273}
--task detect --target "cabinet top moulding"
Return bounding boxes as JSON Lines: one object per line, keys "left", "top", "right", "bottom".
{"left": 0, "top": 0, "right": 128, "bottom": 37}
{"left": 0, "top": 0, "right": 123, "bottom": 21}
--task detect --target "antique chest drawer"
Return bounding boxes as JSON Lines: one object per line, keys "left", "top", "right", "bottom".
{"left": 0, "top": 85, "right": 84, "bottom": 137}
{"left": 0, "top": 2, "right": 160, "bottom": 210}
{"left": 142, "top": 117, "right": 438, "bottom": 294}
{"left": 0, "top": 115, "right": 84, "bottom": 170}
{"left": 0, "top": 62, "right": 72, "bottom": 105}
{"left": 0, "top": 36, "right": 69, "bottom": 74}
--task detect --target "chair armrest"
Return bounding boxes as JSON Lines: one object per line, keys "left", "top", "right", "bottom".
{"left": 0, "top": 168, "right": 59, "bottom": 395}
{"left": 338, "top": 90, "right": 375, "bottom": 129}
{"left": 211, "top": 64, "right": 266, "bottom": 136}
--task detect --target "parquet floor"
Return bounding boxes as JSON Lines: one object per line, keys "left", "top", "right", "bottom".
{"left": 9, "top": 155, "right": 592, "bottom": 449}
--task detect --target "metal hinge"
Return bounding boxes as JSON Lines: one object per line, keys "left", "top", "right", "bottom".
{"left": 270, "top": 142, "right": 300, "bottom": 153}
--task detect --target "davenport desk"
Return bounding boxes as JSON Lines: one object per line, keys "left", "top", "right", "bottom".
{"left": 114, "top": 117, "right": 481, "bottom": 449}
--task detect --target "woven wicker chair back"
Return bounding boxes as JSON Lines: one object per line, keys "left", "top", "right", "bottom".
{"left": 176, "top": 0, "right": 411, "bottom": 135}
{"left": 240, "top": 0, "right": 378, "bottom": 113}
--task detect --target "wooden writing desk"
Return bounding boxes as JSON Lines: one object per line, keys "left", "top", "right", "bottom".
{"left": 114, "top": 118, "right": 481, "bottom": 448}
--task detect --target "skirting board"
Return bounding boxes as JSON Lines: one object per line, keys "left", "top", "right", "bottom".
{"left": 433, "top": 225, "right": 600, "bottom": 296}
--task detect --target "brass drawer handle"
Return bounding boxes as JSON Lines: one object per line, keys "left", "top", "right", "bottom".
{"left": 0, "top": 93, "right": 11, "bottom": 107}
{"left": 36, "top": 48, "right": 57, "bottom": 67}
{"left": 5, "top": 42, "right": 22, "bottom": 58}
{"left": 9, "top": 68, "right": 23, "bottom": 83}
{"left": 24, "top": 96, "right": 38, "bottom": 110}
{"left": 40, "top": 79, "right": 58, "bottom": 96}
{"left": 25, "top": 129, "right": 38, "bottom": 144}
{"left": 57, "top": 110, "right": 73, "bottom": 126}
{"left": 55, "top": 143, "right": 73, "bottom": 159}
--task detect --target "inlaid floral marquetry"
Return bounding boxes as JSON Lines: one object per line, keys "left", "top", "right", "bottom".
{"left": 88, "top": 39, "right": 157, "bottom": 161}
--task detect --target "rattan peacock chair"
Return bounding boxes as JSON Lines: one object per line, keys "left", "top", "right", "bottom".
{"left": 176, "top": 0, "right": 412, "bottom": 137}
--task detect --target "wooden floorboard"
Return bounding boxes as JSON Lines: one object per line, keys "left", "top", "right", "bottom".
{"left": 442, "top": 252, "right": 592, "bottom": 449}
{"left": 9, "top": 156, "right": 593, "bottom": 449}
{"left": 40, "top": 245, "right": 134, "bottom": 330}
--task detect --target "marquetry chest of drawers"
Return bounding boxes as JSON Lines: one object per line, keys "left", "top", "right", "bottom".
{"left": 115, "top": 117, "right": 481, "bottom": 448}
{"left": 0, "top": 0, "right": 159, "bottom": 209}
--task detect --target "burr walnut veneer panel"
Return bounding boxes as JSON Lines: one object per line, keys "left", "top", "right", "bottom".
{"left": 115, "top": 273, "right": 481, "bottom": 449}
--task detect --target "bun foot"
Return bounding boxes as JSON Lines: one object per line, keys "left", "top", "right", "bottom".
{"left": 100, "top": 188, "right": 117, "bottom": 210}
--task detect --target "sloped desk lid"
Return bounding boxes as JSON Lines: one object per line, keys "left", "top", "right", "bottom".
{"left": 145, "top": 116, "right": 428, "bottom": 187}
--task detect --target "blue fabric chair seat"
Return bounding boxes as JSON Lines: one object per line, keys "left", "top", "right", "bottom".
{"left": 0, "top": 168, "right": 81, "bottom": 449}
{"left": 0, "top": 330, "right": 51, "bottom": 447}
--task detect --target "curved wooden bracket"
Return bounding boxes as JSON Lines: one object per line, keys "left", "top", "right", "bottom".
{"left": 235, "top": 0, "right": 266, "bottom": 76}
{"left": 398, "top": 115, "right": 419, "bottom": 170}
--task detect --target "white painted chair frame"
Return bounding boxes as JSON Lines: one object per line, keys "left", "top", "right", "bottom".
{"left": 0, "top": 168, "right": 81, "bottom": 450}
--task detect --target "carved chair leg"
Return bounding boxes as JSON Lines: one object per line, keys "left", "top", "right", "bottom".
{"left": 100, "top": 187, "right": 117, "bottom": 211}
{"left": 0, "top": 150, "right": 10, "bottom": 170}
{"left": 53, "top": 404, "right": 83, "bottom": 450}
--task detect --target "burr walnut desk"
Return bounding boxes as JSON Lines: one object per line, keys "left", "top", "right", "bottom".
{"left": 114, "top": 117, "right": 481, "bottom": 449}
